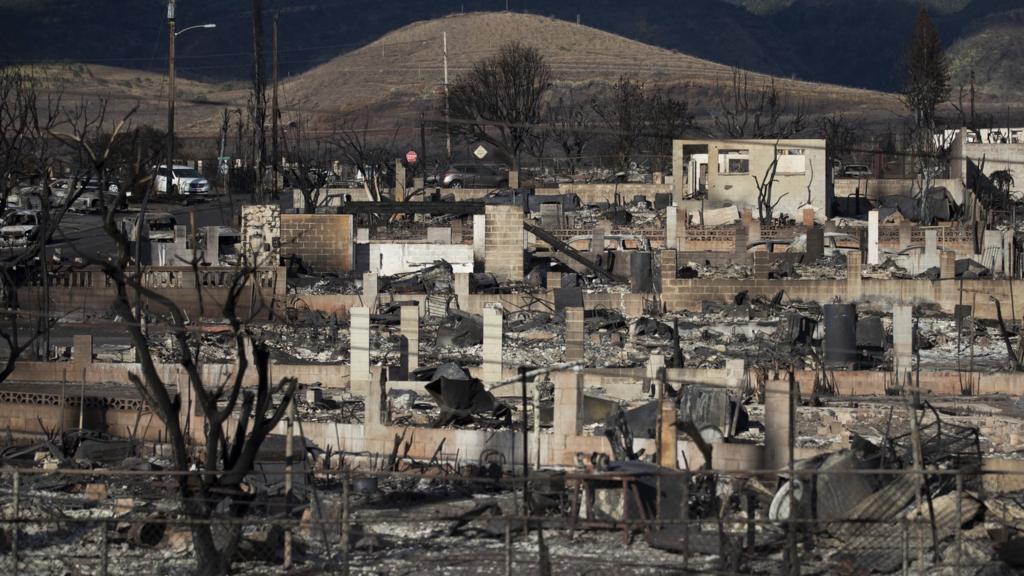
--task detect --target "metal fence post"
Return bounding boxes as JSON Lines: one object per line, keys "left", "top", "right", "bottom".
{"left": 341, "top": 473, "right": 350, "bottom": 576}
{"left": 901, "top": 518, "right": 909, "bottom": 576}
{"left": 101, "top": 521, "right": 109, "bottom": 576}
{"left": 284, "top": 401, "right": 294, "bottom": 570}
{"left": 955, "top": 472, "right": 963, "bottom": 576}
{"left": 682, "top": 470, "right": 690, "bottom": 571}
{"left": 505, "top": 517, "right": 513, "bottom": 576}
{"left": 12, "top": 469, "right": 19, "bottom": 576}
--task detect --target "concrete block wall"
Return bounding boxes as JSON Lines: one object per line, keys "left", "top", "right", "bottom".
{"left": 484, "top": 205, "right": 524, "bottom": 280}
{"left": 280, "top": 214, "right": 355, "bottom": 272}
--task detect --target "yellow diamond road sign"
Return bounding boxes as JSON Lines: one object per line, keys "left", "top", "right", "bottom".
{"left": 473, "top": 145, "right": 488, "bottom": 160}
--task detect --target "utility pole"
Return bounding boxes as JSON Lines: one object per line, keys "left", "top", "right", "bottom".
{"left": 272, "top": 12, "right": 280, "bottom": 198}
{"left": 251, "top": 0, "right": 266, "bottom": 202}
{"left": 443, "top": 31, "right": 451, "bottom": 162}
{"left": 420, "top": 114, "right": 427, "bottom": 180}
{"left": 166, "top": 0, "right": 176, "bottom": 184}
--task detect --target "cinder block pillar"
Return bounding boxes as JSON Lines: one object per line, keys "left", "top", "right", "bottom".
{"left": 940, "top": 251, "right": 956, "bottom": 280}
{"left": 748, "top": 219, "right": 762, "bottom": 242}
{"left": 741, "top": 208, "right": 753, "bottom": 228}
{"left": 565, "top": 307, "right": 584, "bottom": 362}
{"left": 591, "top": 226, "right": 605, "bottom": 259}
{"left": 394, "top": 160, "right": 406, "bottom": 202}
{"left": 1004, "top": 230, "right": 1015, "bottom": 278}
{"left": 646, "top": 354, "right": 665, "bottom": 381}
{"left": 893, "top": 305, "right": 913, "bottom": 380}
{"left": 802, "top": 208, "right": 815, "bottom": 229}
{"left": 72, "top": 334, "right": 93, "bottom": 373}
{"left": 658, "top": 399, "right": 678, "bottom": 469}
{"left": 867, "top": 210, "right": 880, "bottom": 265}
{"left": 472, "top": 214, "right": 486, "bottom": 266}
{"left": 552, "top": 370, "right": 583, "bottom": 438}
{"left": 547, "top": 272, "right": 562, "bottom": 290}
{"left": 482, "top": 305, "right": 503, "bottom": 384}
{"left": 753, "top": 251, "right": 770, "bottom": 279}
{"left": 846, "top": 251, "right": 862, "bottom": 299}
{"left": 400, "top": 305, "right": 419, "bottom": 373}
{"left": 453, "top": 272, "right": 470, "bottom": 304}
{"left": 764, "top": 375, "right": 792, "bottom": 471}
{"left": 671, "top": 140, "right": 684, "bottom": 205}
{"left": 725, "top": 358, "right": 745, "bottom": 393}
{"left": 899, "top": 220, "right": 912, "bottom": 250}
{"left": 362, "top": 272, "right": 378, "bottom": 311}
{"left": 365, "top": 368, "right": 386, "bottom": 431}
{"left": 484, "top": 205, "right": 524, "bottom": 280}
{"left": 350, "top": 307, "right": 371, "bottom": 395}
{"left": 508, "top": 170, "right": 519, "bottom": 189}
{"left": 665, "top": 206, "right": 678, "bottom": 250}
{"left": 925, "top": 229, "right": 939, "bottom": 269}
{"left": 660, "top": 249, "right": 678, "bottom": 288}
{"left": 451, "top": 218, "right": 464, "bottom": 243}
{"left": 203, "top": 226, "right": 221, "bottom": 265}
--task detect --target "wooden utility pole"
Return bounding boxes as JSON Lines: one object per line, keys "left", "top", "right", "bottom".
{"left": 251, "top": 0, "right": 266, "bottom": 202}
{"left": 443, "top": 31, "right": 451, "bottom": 161}
{"left": 272, "top": 12, "right": 280, "bottom": 197}
{"left": 166, "top": 0, "right": 176, "bottom": 181}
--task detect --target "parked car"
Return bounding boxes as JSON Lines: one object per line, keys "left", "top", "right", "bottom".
{"left": 439, "top": 164, "right": 508, "bottom": 189}
{"left": 69, "top": 192, "right": 103, "bottom": 213}
{"left": 155, "top": 165, "right": 211, "bottom": 196}
{"left": 123, "top": 211, "right": 177, "bottom": 242}
{"left": 1, "top": 209, "right": 40, "bottom": 244}
{"left": 7, "top": 186, "right": 44, "bottom": 211}
{"left": 841, "top": 165, "right": 872, "bottom": 179}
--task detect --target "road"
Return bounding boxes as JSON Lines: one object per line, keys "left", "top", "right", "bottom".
{"left": 48, "top": 195, "right": 244, "bottom": 262}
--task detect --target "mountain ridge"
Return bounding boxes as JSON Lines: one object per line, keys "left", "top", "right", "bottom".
{"left": 1, "top": 0, "right": 1021, "bottom": 95}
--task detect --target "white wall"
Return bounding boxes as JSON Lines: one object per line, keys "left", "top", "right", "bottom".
{"left": 368, "top": 243, "right": 474, "bottom": 275}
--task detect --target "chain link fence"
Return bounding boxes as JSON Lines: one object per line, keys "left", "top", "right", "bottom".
{"left": 1, "top": 466, "right": 1021, "bottom": 575}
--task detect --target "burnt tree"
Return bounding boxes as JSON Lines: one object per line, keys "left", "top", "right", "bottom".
{"left": 446, "top": 42, "right": 551, "bottom": 171}
{"left": 713, "top": 70, "right": 806, "bottom": 140}
{"left": 54, "top": 101, "right": 297, "bottom": 576}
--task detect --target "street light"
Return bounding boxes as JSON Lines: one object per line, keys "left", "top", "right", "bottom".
{"left": 175, "top": 23, "right": 216, "bottom": 37}
{"left": 166, "top": 0, "right": 215, "bottom": 192}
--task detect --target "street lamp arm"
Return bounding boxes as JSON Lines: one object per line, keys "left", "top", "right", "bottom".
{"left": 175, "top": 23, "right": 216, "bottom": 37}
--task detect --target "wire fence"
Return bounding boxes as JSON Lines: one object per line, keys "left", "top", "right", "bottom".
{"left": 1, "top": 464, "right": 1021, "bottom": 575}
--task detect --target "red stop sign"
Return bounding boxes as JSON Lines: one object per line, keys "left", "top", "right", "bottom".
{"left": 405, "top": 150, "right": 418, "bottom": 164}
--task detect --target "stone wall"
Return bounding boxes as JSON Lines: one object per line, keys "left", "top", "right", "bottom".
{"left": 240, "top": 205, "right": 281, "bottom": 267}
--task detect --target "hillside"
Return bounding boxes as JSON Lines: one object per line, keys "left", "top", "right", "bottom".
{"left": 18, "top": 63, "right": 233, "bottom": 135}
{"left": 279, "top": 12, "right": 899, "bottom": 124}
{"left": 947, "top": 9, "right": 1024, "bottom": 96}
{"left": 1, "top": 0, "right": 1023, "bottom": 95}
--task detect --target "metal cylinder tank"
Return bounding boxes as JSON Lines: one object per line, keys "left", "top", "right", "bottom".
{"left": 630, "top": 251, "right": 654, "bottom": 293}
{"left": 823, "top": 303, "right": 858, "bottom": 368}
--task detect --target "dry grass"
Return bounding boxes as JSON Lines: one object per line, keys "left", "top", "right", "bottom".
{"left": 281, "top": 11, "right": 903, "bottom": 122}
{"left": 24, "top": 12, "right": 916, "bottom": 135}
